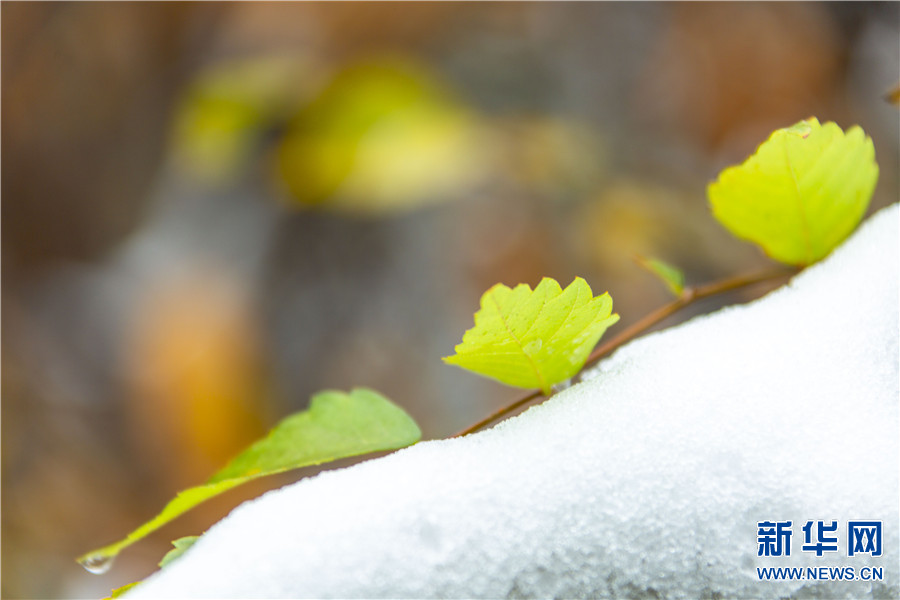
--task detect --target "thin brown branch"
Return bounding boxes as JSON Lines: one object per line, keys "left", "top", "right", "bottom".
{"left": 453, "top": 390, "right": 542, "bottom": 437}
{"left": 583, "top": 265, "right": 798, "bottom": 369}
{"left": 453, "top": 265, "right": 798, "bottom": 438}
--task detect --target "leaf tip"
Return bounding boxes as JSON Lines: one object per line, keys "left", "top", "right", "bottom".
{"left": 634, "top": 255, "right": 685, "bottom": 297}
{"left": 570, "top": 275, "right": 591, "bottom": 292}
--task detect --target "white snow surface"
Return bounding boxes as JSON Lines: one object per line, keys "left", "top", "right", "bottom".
{"left": 130, "top": 205, "right": 900, "bottom": 600}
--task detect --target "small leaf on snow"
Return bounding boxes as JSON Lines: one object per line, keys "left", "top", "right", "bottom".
{"left": 78, "top": 388, "right": 420, "bottom": 571}
{"left": 443, "top": 277, "right": 619, "bottom": 395}
{"left": 104, "top": 536, "right": 201, "bottom": 599}
{"left": 708, "top": 117, "right": 878, "bottom": 266}
{"left": 158, "top": 536, "right": 201, "bottom": 569}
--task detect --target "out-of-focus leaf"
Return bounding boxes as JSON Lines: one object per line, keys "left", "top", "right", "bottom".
{"left": 277, "top": 58, "right": 492, "bottom": 213}
{"left": 78, "top": 388, "right": 420, "bottom": 572}
{"left": 635, "top": 255, "right": 685, "bottom": 297}
{"left": 125, "top": 271, "right": 268, "bottom": 487}
{"left": 444, "top": 277, "right": 619, "bottom": 395}
{"left": 886, "top": 83, "right": 900, "bottom": 106}
{"left": 171, "top": 55, "right": 316, "bottom": 184}
{"left": 708, "top": 117, "right": 878, "bottom": 266}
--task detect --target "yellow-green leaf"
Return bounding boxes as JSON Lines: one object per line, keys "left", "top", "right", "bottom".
{"left": 443, "top": 277, "right": 619, "bottom": 395}
{"left": 708, "top": 117, "right": 878, "bottom": 266}
{"left": 277, "top": 58, "right": 490, "bottom": 213}
{"left": 171, "top": 55, "right": 313, "bottom": 184}
{"left": 78, "top": 388, "right": 420, "bottom": 573}
{"left": 635, "top": 255, "right": 685, "bottom": 297}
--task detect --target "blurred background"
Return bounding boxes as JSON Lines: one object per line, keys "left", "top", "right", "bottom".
{"left": 2, "top": 3, "right": 898, "bottom": 598}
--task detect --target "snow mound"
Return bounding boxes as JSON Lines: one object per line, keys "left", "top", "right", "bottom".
{"left": 130, "top": 205, "right": 899, "bottom": 599}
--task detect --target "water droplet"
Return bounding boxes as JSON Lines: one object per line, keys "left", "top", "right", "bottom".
{"left": 786, "top": 120, "right": 813, "bottom": 139}
{"left": 524, "top": 339, "right": 542, "bottom": 354}
{"left": 79, "top": 553, "right": 115, "bottom": 575}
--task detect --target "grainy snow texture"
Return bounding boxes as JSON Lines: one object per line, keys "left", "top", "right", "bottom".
{"left": 130, "top": 205, "right": 899, "bottom": 600}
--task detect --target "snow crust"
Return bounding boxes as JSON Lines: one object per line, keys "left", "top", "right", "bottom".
{"left": 130, "top": 205, "right": 899, "bottom": 599}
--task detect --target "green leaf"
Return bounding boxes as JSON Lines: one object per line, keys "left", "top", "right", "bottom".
{"left": 634, "top": 255, "right": 685, "bottom": 297}
{"left": 78, "top": 388, "right": 421, "bottom": 572}
{"left": 443, "top": 277, "right": 619, "bottom": 395}
{"left": 106, "top": 581, "right": 141, "bottom": 599}
{"left": 708, "top": 117, "right": 878, "bottom": 266}
{"left": 158, "top": 536, "right": 200, "bottom": 569}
